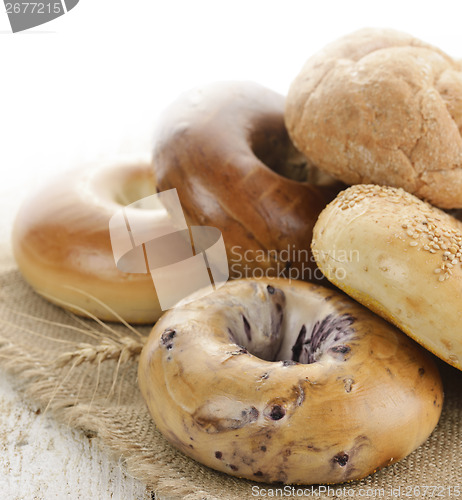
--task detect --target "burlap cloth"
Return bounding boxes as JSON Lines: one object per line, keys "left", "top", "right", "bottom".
{"left": 0, "top": 248, "right": 461, "bottom": 499}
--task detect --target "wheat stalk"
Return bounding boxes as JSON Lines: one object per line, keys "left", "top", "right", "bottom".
{"left": 1, "top": 288, "right": 150, "bottom": 413}
{"left": 53, "top": 336, "right": 146, "bottom": 368}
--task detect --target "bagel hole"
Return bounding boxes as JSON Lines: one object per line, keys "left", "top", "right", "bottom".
{"left": 251, "top": 131, "right": 336, "bottom": 185}
{"left": 236, "top": 308, "right": 355, "bottom": 366}
{"left": 225, "top": 285, "right": 355, "bottom": 366}
{"left": 287, "top": 314, "right": 355, "bottom": 365}
{"left": 113, "top": 172, "right": 158, "bottom": 207}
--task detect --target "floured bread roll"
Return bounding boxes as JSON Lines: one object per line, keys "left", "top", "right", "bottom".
{"left": 286, "top": 28, "right": 462, "bottom": 208}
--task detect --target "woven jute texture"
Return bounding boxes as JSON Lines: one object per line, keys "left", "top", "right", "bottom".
{"left": 0, "top": 260, "right": 461, "bottom": 499}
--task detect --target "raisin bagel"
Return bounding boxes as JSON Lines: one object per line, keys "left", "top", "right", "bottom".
{"left": 138, "top": 278, "right": 442, "bottom": 484}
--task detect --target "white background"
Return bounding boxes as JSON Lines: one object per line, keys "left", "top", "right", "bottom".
{"left": 1, "top": 0, "right": 462, "bottom": 205}
{"left": 1, "top": 1, "right": 462, "bottom": 498}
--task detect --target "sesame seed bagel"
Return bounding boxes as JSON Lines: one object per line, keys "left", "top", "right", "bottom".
{"left": 138, "top": 278, "right": 442, "bottom": 484}
{"left": 312, "top": 184, "right": 462, "bottom": 370}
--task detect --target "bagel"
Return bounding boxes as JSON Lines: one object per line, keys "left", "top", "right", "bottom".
{"left": 138, "top": 278, "right": 442, "bottom": 484}
{"left": 13, "top": 82, "right": 340, "bottom": 323}
{"left": 312, "top": 184, "right": 462, "bottom": 370}
{"left": 12, "top": 159, "right": 163, "bottom": 323}
{"left": 153, "top": 81, "right": 340, "bottom": 281}
{"left": 285, "top": 28, "right": 462, "bottom": 209}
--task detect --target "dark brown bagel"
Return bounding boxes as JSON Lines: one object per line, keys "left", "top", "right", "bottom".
{"left": 153, "top": 81, "right": 340, "bottom": 281}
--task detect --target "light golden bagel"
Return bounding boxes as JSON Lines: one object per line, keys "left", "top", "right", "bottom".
{"left": 12, "top": 160, "right": 163, "bottom": 324}
{"left": 286, "top": 28, "right": 462, "bottom": 209}
{"left": 138, "top": 278, "right": 442, "bottom": 484}
{"left": 312, "top": 184, "right": 462, "bottom": 370}
{"left": 153, "top": 81, "right": 341, "bottom": 280}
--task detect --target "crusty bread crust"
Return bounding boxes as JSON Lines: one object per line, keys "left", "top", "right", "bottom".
{"left": 286, "top": 28, "right": 462, "bottom": 208}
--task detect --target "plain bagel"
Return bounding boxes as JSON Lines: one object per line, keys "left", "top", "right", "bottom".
{"left": 12, "top": 159, "right": 163, "bottom": 324}
{"left": 138, "top": 278, "right": 442, "bottom": 484}
{"left": 153, "top": 81, "right": 341, "bottom": 281}
{"left": 285, "top": 28, "right": 462, "bottom": 209}
{"left": 312, "top": 184, "right": 462, "bottom": 370}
